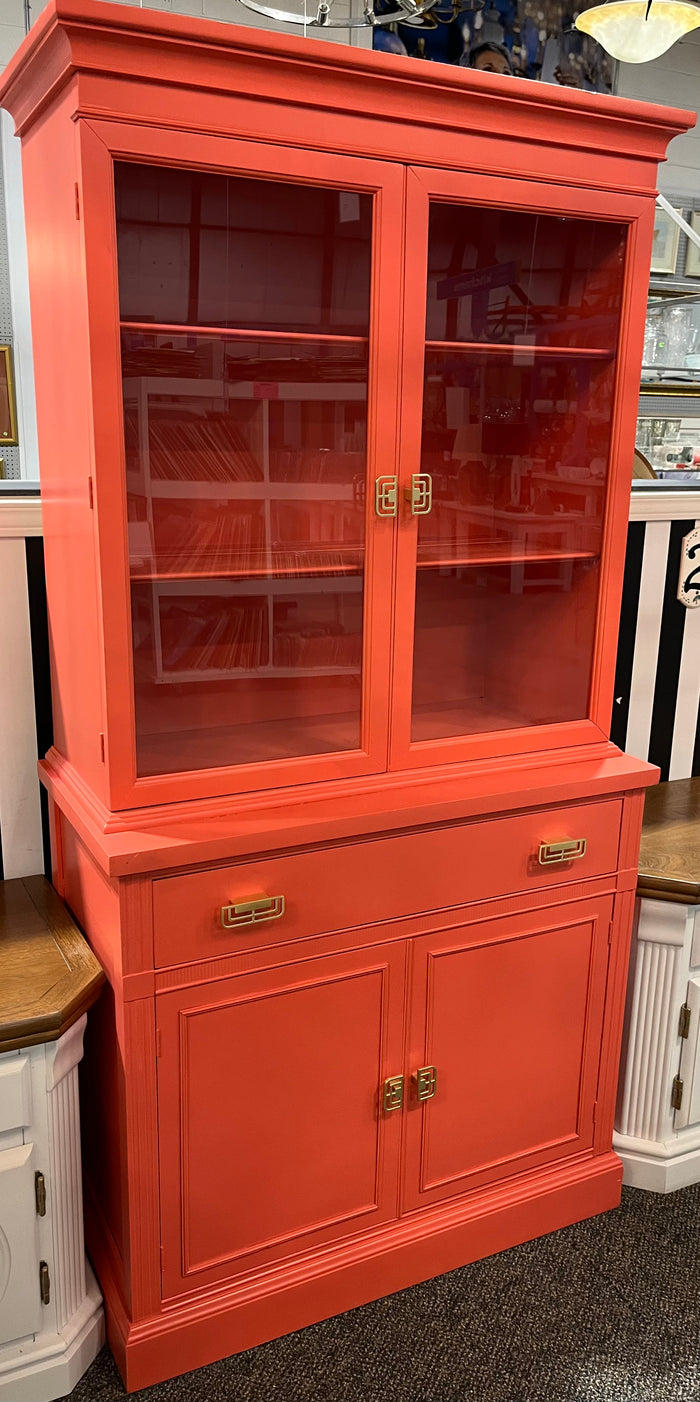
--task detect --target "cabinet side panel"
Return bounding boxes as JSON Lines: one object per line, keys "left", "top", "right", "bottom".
{"left": 61, "top": 820, "right": 123, "bottom": 984}
{"left": 595, "top": 885, "right": 639, "bottom": 1149}
{"left": 20, "top": 86, "right": 106, "bottom": 803}
{"left": 81, "top": 981, "right": 130, "bottom": 1307}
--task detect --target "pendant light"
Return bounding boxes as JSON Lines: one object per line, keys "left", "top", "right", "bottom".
{"left": 575, "top": 0, "right": 700, "bottom": 63}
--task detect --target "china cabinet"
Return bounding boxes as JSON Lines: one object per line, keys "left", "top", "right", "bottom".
{"left": 0, "top": 1, "right": 693, "bottom": 1389}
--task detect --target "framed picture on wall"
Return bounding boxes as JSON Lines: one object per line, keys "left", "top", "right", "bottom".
{"left": 686, "top": 213, "right": 700, "bottom": 278}
{"left": 0, "top": 346, "right": 18, "bottom": 446}
{"left": 650, "top": 206, "right": 682, "bottom": 274}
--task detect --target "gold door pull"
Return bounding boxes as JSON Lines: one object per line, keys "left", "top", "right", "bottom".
{"left": 538, "top": 839, "right": 587, "bottom": 866}
{"left": 404, "top": 473, "right": 432, "bottom": 515}
{"left": 220, "top": 896, "right": 285, "bottom": 929}
{"left": 383, "top": 1075, "right": 404, "bottom": 1112}
{"left": 375, "top": 475, "right": 398, "bottom": 517}
{"left": 414, "top": 1065, "right": 437, "bottom": 1101}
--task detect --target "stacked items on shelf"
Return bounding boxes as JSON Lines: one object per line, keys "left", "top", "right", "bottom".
{"left": 158, "top": 595, "right": 269, "bottom": 674}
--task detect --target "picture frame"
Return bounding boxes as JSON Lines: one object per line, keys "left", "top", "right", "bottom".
{"left": 650, "top": 206, "right": 682, "bottom": 275}
{"left": 0, "top": 346, "right": 18, "bottom": 446}
{"left": 686, "top": 212, "right": 700, "bottom": 278}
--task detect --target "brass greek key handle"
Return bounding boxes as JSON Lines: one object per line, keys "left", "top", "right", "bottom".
{"left": 383, "top": 1075, "right": 404, "bottom": 1112}
{"left": 404, "top": 473, "right": 432, "bottom": 515}
{"left": 220, "top": 896, "right": 285, "bottom": 929}
{"left": 538, "top": 839, "right": 587, "bottom": 866}
{"left": 414, "top": 1065, "right": 437, "bottom": 1101}
{"left": 375, "top": 475, "right": 398, "bottom": 517}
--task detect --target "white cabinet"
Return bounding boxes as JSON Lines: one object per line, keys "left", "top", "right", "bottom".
{"left": 615, "top": 898, "right": 700, "bottom": 1191}
{"left": 615, "top": 778, "right": 700, "bottom": 1193}
{"left": 0, "top": 1021, "right": 104, "bottom": 1401}
{"left": 0, "top": 877, "right": 105, "bottom": 1402}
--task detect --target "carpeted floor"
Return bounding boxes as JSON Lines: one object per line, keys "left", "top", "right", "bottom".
{"left": 61, "top": 1184, "right": 700, "bottom": 1402}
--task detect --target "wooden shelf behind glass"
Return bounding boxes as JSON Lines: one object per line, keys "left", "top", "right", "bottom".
{"left": 423, "top": 340, "right": 615, "bottom": 359}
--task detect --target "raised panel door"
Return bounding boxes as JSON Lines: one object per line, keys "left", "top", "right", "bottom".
{"left": 0, "top": 1143, "right": 42, "bottom": 1345}
{"left": 402, "top": 895, "right": 614, "bottom": 1212}
{"left": 157, "top": 942, "right": 406, "bottom": 1298}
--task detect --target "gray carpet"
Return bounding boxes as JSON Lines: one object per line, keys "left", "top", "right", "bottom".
{"left": 61, "top": 1184, "right": 700, "bottom": 1402}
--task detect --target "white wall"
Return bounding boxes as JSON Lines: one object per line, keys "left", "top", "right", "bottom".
{"left": 617, "top": 29, "right": 700, "bottom": 198}
{"left": 0, "top": 0, "right": 372, "bottom": 54}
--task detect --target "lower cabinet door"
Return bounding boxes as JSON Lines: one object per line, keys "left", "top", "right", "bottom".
{"left": 157, "top": 942, "right": 406, "bottom": 1298}
{"left": 0, "top": 1142, "right": 42, "bottom": 1345}
{"left": 402, "top": 895, "right": 614, "bottom": 1212}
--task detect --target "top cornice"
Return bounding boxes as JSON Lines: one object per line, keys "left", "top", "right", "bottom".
{"left": 0, "top": 0, "right": 694, "bottom": 163}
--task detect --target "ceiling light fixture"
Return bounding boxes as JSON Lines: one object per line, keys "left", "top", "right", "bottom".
{"left": 575, "top": 0, "right": 700, "bottom": 63}
{"left": 236, "top": 0, "right": 440, "bottom": 26}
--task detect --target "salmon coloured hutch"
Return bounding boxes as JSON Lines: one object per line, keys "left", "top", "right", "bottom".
{"left": 0, "top": 4, "right": 693, "bottom": 1389}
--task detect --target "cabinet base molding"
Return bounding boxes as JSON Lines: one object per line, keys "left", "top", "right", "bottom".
{"left": 0, "top": 1265, "right": 104, "bottom": 1402}
{"left": 91, "top": 1154, "right": 622, "bottom": 1394}
{"left": 614, "top": 1133, "right": 700, "bottom": 1193}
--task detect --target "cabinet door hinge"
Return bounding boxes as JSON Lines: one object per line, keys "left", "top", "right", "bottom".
{"left": 672, "top": 1075, "right": 684, "bottom": 1111}
{"left": 679, "top": 1003, "right": 691, "bottom": 1039}
{"left": 88, "top": 475, "right": 94, "bottom": 509}
{"left": 39, "top": 1261, "right": 51, "bottom": 1305}
{"left": 155, "top": 1029, "right": 162, "bottom": 1057}
{"left": 608, "top": 921, "right": 614, "bottom": 946}
{"left": 75, "top": 182, "right": 80, "bottom": 220}
{"left": 592, "top": 1100, "right": 598, "bottom": 1127}
{"left": 35, "top": 1170, "right": 47, "bottom": 1217}
{"left": 99, "top": 732, "right": 105, "bottom": 763}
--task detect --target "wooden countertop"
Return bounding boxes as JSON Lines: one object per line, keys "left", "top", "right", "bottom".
{"left": 0, "top": 876, "right": 104, "bottom": 1054}
{"left": 638, "top": 778, "right": 700, "bottom": 904}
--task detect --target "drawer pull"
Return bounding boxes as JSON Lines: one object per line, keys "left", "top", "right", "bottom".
{"left": 220, "top": 896, "right": 285, "bottom": 929}
{"left": 414, "top": 1065, "right": 437, "bottom": 1102}
{"left": 538, "top": 838, "right": 587, "bottom": 866}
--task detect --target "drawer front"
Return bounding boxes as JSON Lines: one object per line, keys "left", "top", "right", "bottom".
{"left": 153, "top": 799, "right": 623, "bottom": 968}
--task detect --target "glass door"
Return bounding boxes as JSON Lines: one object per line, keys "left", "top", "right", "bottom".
{"left": 391, "top": 169, "right": 636, "bottom": 768}
{"left": 109, "top": 150, "right": 402, "bottom": 798}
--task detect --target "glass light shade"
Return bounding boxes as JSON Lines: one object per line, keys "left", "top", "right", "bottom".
{"left": 575, "top": 0, "right": 700, "bottom": 62}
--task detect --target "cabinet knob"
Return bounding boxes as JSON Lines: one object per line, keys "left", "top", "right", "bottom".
{"left": 538, "top": 839, "right": 587, "bottom": 866}
{"left": 220, "top": 896, "right": 285, "bottom": 929}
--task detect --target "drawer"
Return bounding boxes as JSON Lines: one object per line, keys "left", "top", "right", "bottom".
{"left": 153, "top": 798, "right": 623, "bottom": 968}
{"left": 0, "top": 1056, "right": 32, "bottom": 1135}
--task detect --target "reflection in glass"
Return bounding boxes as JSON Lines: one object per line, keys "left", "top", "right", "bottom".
{"left": 426, "top": 205, "right": 626, "bottom": 349}
{"left": 115, "top": 163, "right": 373, "bottom": 777}
{"left": 412, "top": 558, "right": 600, "bottom": 741}
{"left": 412, "top": 203, "right": 625, "bottom": 745}
{"left": 115, "top": 163, "right": 372, "bottom": 336}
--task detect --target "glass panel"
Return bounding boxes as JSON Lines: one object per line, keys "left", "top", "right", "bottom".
{"left": 115, "top": 163, "right": 372, "bottom": 336}
{"left": 115, "top": 164, "right": 372, "bottom": 777}
{"left": 417, "top": 351, "right": 613, "bottom": 569}
{"left": 412, "top": 558, "right": 600, "bottom": 742}
{"left": 412, "top": 204, "right": 626, "bottom": 745}
{"left": 425, "top": 205, "right": 626, "bottom": 350}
